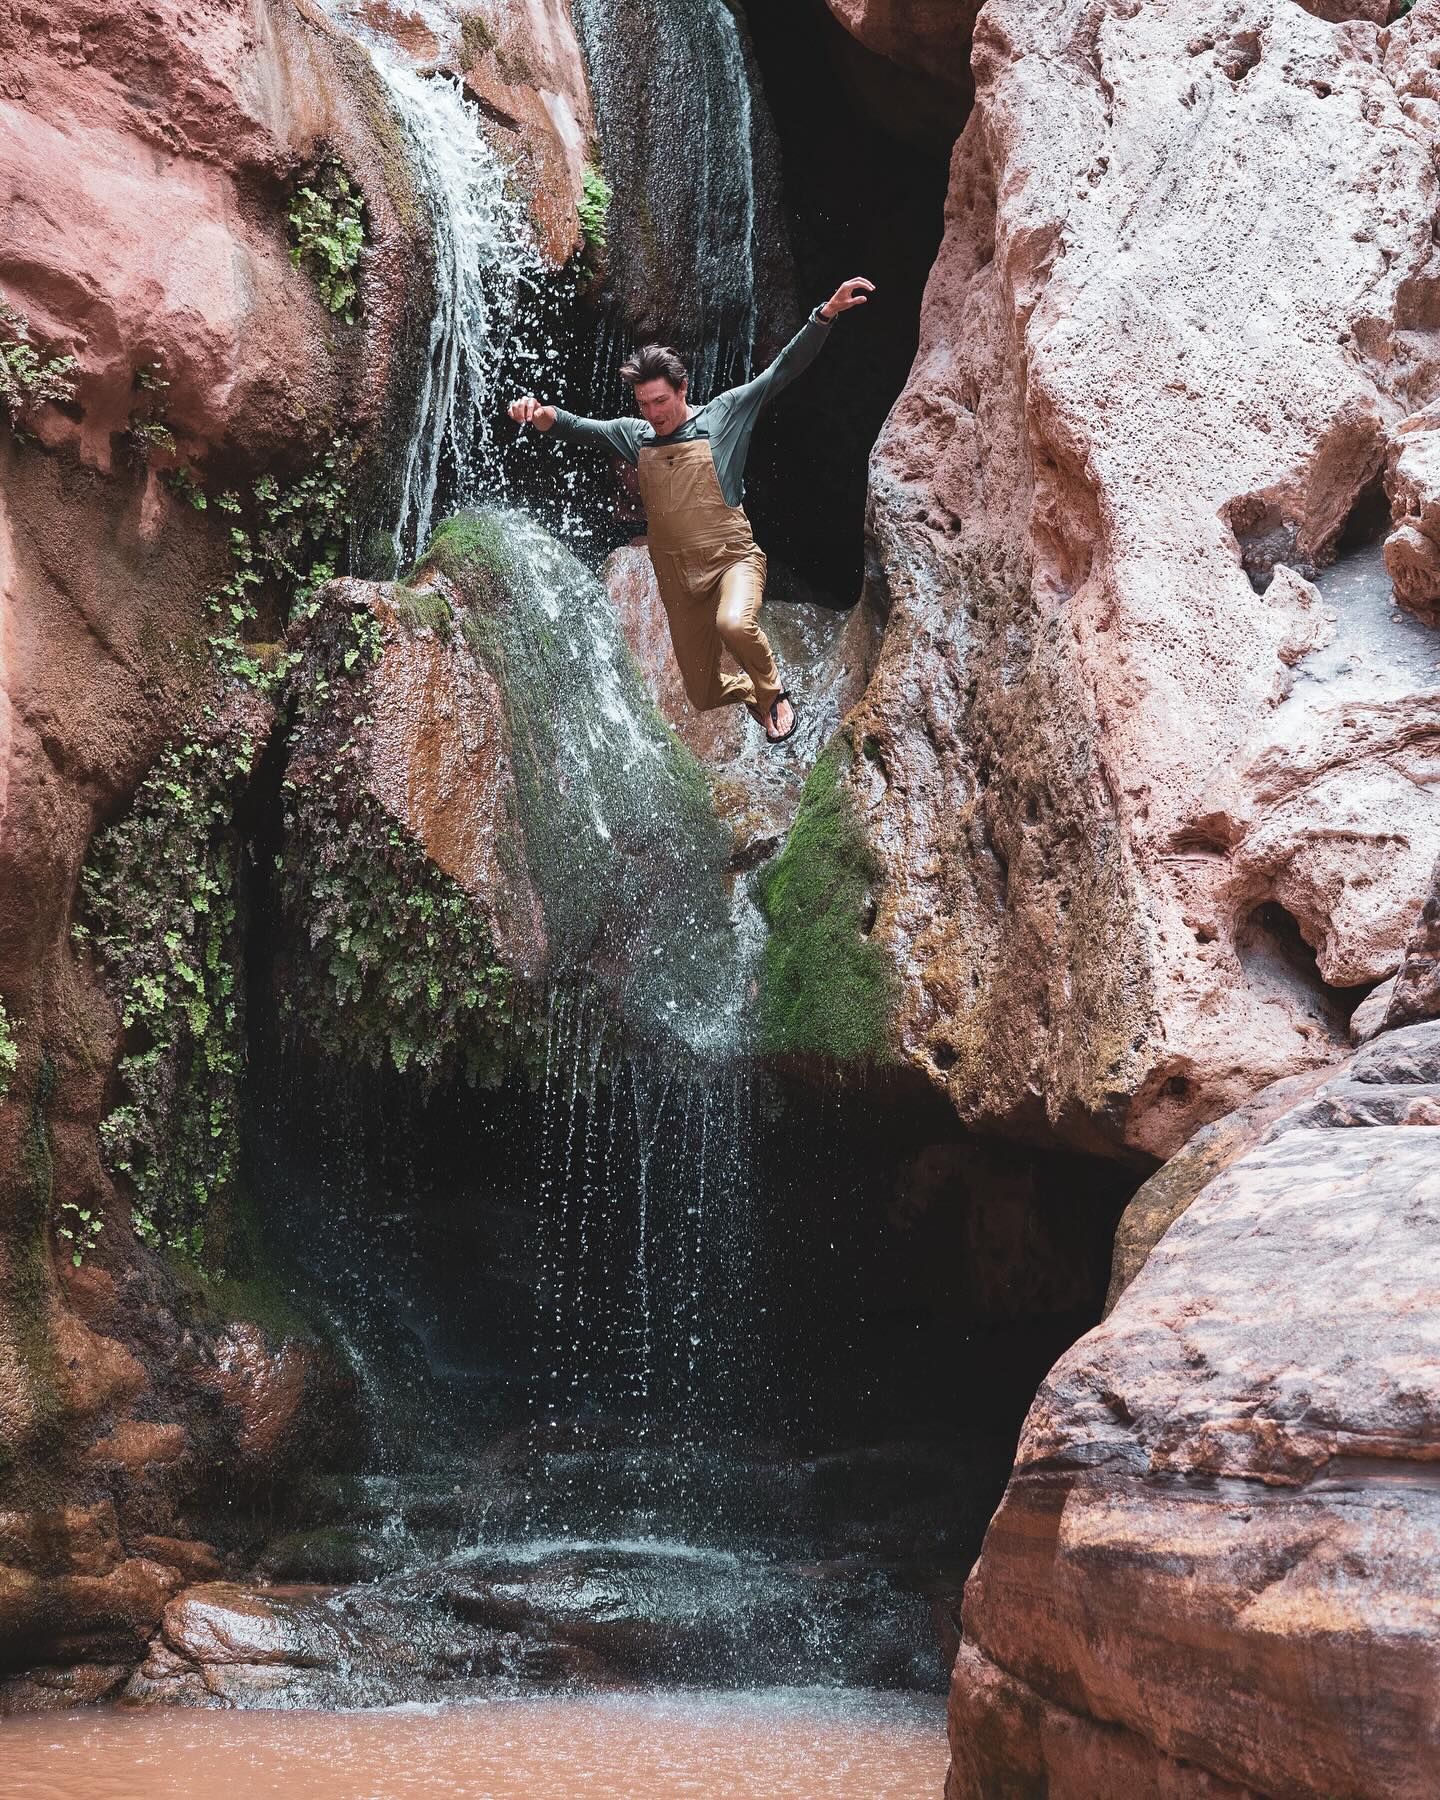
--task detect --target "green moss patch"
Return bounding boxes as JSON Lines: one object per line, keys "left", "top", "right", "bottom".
{"left": 76, "top": 708, "right": 265, "bottom": 1260}
{"left": 757, "top": 736, "right": 893, "bottom": 1061}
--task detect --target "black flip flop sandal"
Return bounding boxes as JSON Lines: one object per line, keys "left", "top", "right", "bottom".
{"left": 766, "top": 690, "right": 798, "bottom": 746}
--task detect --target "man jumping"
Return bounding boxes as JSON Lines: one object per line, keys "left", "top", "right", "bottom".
{"left": 508, "top": 277, "right": 874, "bottom": 744}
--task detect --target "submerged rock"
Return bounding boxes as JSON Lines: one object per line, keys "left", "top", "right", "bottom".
{"left": 836, "top": 0, "right": 1440, "bottom": 1156}
{"left": 123, "top": 1578, "right": 520, "bottom": 1708}
{"left": 122, "top": 1535, "right": 938, "bottom": 1708}
{"left": 948, "top": 1019, "right": 1440, "bottom": 1797}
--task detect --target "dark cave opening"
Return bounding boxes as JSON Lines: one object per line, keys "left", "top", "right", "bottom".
{"left": 1235, "top": 899, "right": 1371, "bottom": 1038}
{"left": 232, "top": 787, "right": 1137, "bottom": 1683}
{"left": 741, "top": 0, "right": 957, "bottom": 604}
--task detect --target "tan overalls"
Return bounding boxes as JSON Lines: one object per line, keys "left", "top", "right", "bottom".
{"left": 637, "top": 438, "right": 783, "bottom": 721}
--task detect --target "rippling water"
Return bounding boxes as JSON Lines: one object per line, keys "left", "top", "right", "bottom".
{"left": 2, "top": 1688, "right": 947, "bottom": 1798}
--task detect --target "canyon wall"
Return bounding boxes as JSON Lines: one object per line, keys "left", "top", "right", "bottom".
{"left": 949, "top": 1012, "right": 1440, "bottom": 1798}
{"left": 820, "top": 0, "right": 1440, "bottom": 1161}
{"left": 0, "top": 0, "right": 440, "bottom": 1701}
{"left": 806, "top": 3, "right": 1440, "bottom": 1792}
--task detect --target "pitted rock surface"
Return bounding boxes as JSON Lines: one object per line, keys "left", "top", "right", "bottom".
{"left": 844, "top": 0, "right": 1440, "bottom": 1156}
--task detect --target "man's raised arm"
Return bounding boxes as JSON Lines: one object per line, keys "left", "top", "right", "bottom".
{"left": 507, "top": 396, "right": 642, "bottom": 464}
{"left": 718, "top": 276, "right": 874, "bottom": 422}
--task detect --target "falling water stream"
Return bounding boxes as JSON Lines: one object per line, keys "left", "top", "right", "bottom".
{"left": 313, "top": 0, "right": 561, "bottom": 561}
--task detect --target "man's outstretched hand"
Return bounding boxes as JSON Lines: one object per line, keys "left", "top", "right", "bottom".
{"left": 508, "top": 396, "right": 557, "bottom": 431}
{"left": 819, "top": 277, "right": 875, "bottom": 320}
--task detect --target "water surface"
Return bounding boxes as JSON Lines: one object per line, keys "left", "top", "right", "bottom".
{"left": 3, "top": 1687, "right": 947, "bottom": 1799}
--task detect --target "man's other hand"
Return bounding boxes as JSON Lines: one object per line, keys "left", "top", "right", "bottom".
{"left": 508, "top": 396, "right": 556, "bottom": 430}
{"left": 819, "top": 277, "right": 875, "bottom": 320}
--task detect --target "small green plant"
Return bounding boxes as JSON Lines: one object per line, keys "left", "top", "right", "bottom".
{"left": 165, "top": 466, "right": 208, "bottom": 510}
{"left": 578, "top": 163, "right": 612, "bottom": 259}
{"left": 127, "top": 418, "right": 177, "bottom": 457}
{"left": 77, "top": 716, "right": 262, "bottom": 1260}
{"left": 0, "top": 997, "right": 17, "bottom": 1098}
{"left": 127, "top": 362, "right": 177, "bottom": 460}
{"left": 287, "top": 165, "right": 366, "bottom": 323}
{"left": 56, "top": 1202, "right": 103, "bottom": 1268}
{"left": 197, "top": 438, "right": 357, "bottom": 691}
{"left": 0, "top": 299, "right": 77, "bottom": 429}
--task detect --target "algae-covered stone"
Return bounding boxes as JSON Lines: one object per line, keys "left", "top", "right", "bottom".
{"left": 280, "top": 508, "right": 748, "bottom": 1071}
{"left": 757, "top": 736, "right": 894, "bottom": 1062}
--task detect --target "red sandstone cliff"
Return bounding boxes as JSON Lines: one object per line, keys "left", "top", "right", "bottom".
{"left": 835, "top": 0, "right": 1440, "bottom": 1161}
{"left": 0, "top": 0, "right": 437, "bottom": 1700}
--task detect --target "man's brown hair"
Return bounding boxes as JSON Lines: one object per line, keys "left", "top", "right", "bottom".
{"left": 620, "top": 343, "right": 688, "bottom": 390}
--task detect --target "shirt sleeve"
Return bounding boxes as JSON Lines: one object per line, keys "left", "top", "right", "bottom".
{"left": 550, "top": 410, "right": 646, "bottom": 465}
{"left": 711, "top": 306, "right": 834, "bottom": 433}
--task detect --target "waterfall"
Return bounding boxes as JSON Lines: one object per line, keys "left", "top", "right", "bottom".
{"left": 522, "top": 989, "right": 761, "bottom": 1540}
{"left": 315, "top": 2, "right": 555, "bottom": 563}
{"left": 429, "top": 507, "right": 760, "bottom": 1057}
{"left": 245, "top": 4, "right": 936, "bottom": 1683}
{"left": 572, "top": 0, "right": 793, "bottom": 400}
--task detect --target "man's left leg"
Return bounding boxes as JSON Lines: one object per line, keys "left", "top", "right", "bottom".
{"left": 713, "top": 550, "right": 785, "bottom": 726}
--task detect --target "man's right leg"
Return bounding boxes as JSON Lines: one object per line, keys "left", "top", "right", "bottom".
{"left": 652, "top": 552, "right": 756, "bottom": 713}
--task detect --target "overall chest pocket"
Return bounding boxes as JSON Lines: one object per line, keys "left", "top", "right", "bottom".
{"left": 640, "top": 442, "right": 724, "bottom": 520}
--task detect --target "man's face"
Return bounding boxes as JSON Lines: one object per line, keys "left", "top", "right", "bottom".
{"left": 634, "top": 375, "right": 689, "bottom": 437}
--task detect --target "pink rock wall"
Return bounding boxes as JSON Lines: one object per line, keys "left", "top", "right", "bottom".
{"left": 0, "top": 0, "right": 428, "bottom": 1698}
{"left": 842, "top": 0, "right": 1440, "bottom": 1157}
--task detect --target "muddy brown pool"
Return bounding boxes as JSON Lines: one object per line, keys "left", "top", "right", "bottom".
{"left": 1, "top": 1688, "right": 948, "bottom": 1798}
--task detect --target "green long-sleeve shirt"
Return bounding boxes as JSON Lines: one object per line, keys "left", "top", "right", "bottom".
{"left": 550, "top": 306, "right": 834, "bottom": 508}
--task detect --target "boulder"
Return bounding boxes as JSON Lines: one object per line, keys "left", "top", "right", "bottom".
{"left": 278, "top": 510, "right": 743, "bottom": 1068}
{"left": 123, "top": 1578, "right": 516, "bottom": 1707}
{"left": 837, "top": 0, "right": 1440, "bottom": 1156}
{"left": 455, "top": 2, "right": 596, "bottom": 266}
{"left": 948, "top": 1019, "right": 1440, "bottom": 1797}
{"left": 1383, "top": 850, "right": 1440, "bottom": 1030}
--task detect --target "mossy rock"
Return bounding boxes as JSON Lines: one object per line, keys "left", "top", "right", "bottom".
{"left": 411, "top": 509, "right": 741, "bottom": 1051}
{"left": 757, "top": 736, "right": 894, "bottom": 1061}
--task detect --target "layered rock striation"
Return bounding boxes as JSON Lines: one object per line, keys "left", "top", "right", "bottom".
{"left": 948, "top": 1016, "right": 1440, "bottom": 1796}
{"left": 825, "top": 0, "right": 1440, "bottom": 1157}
